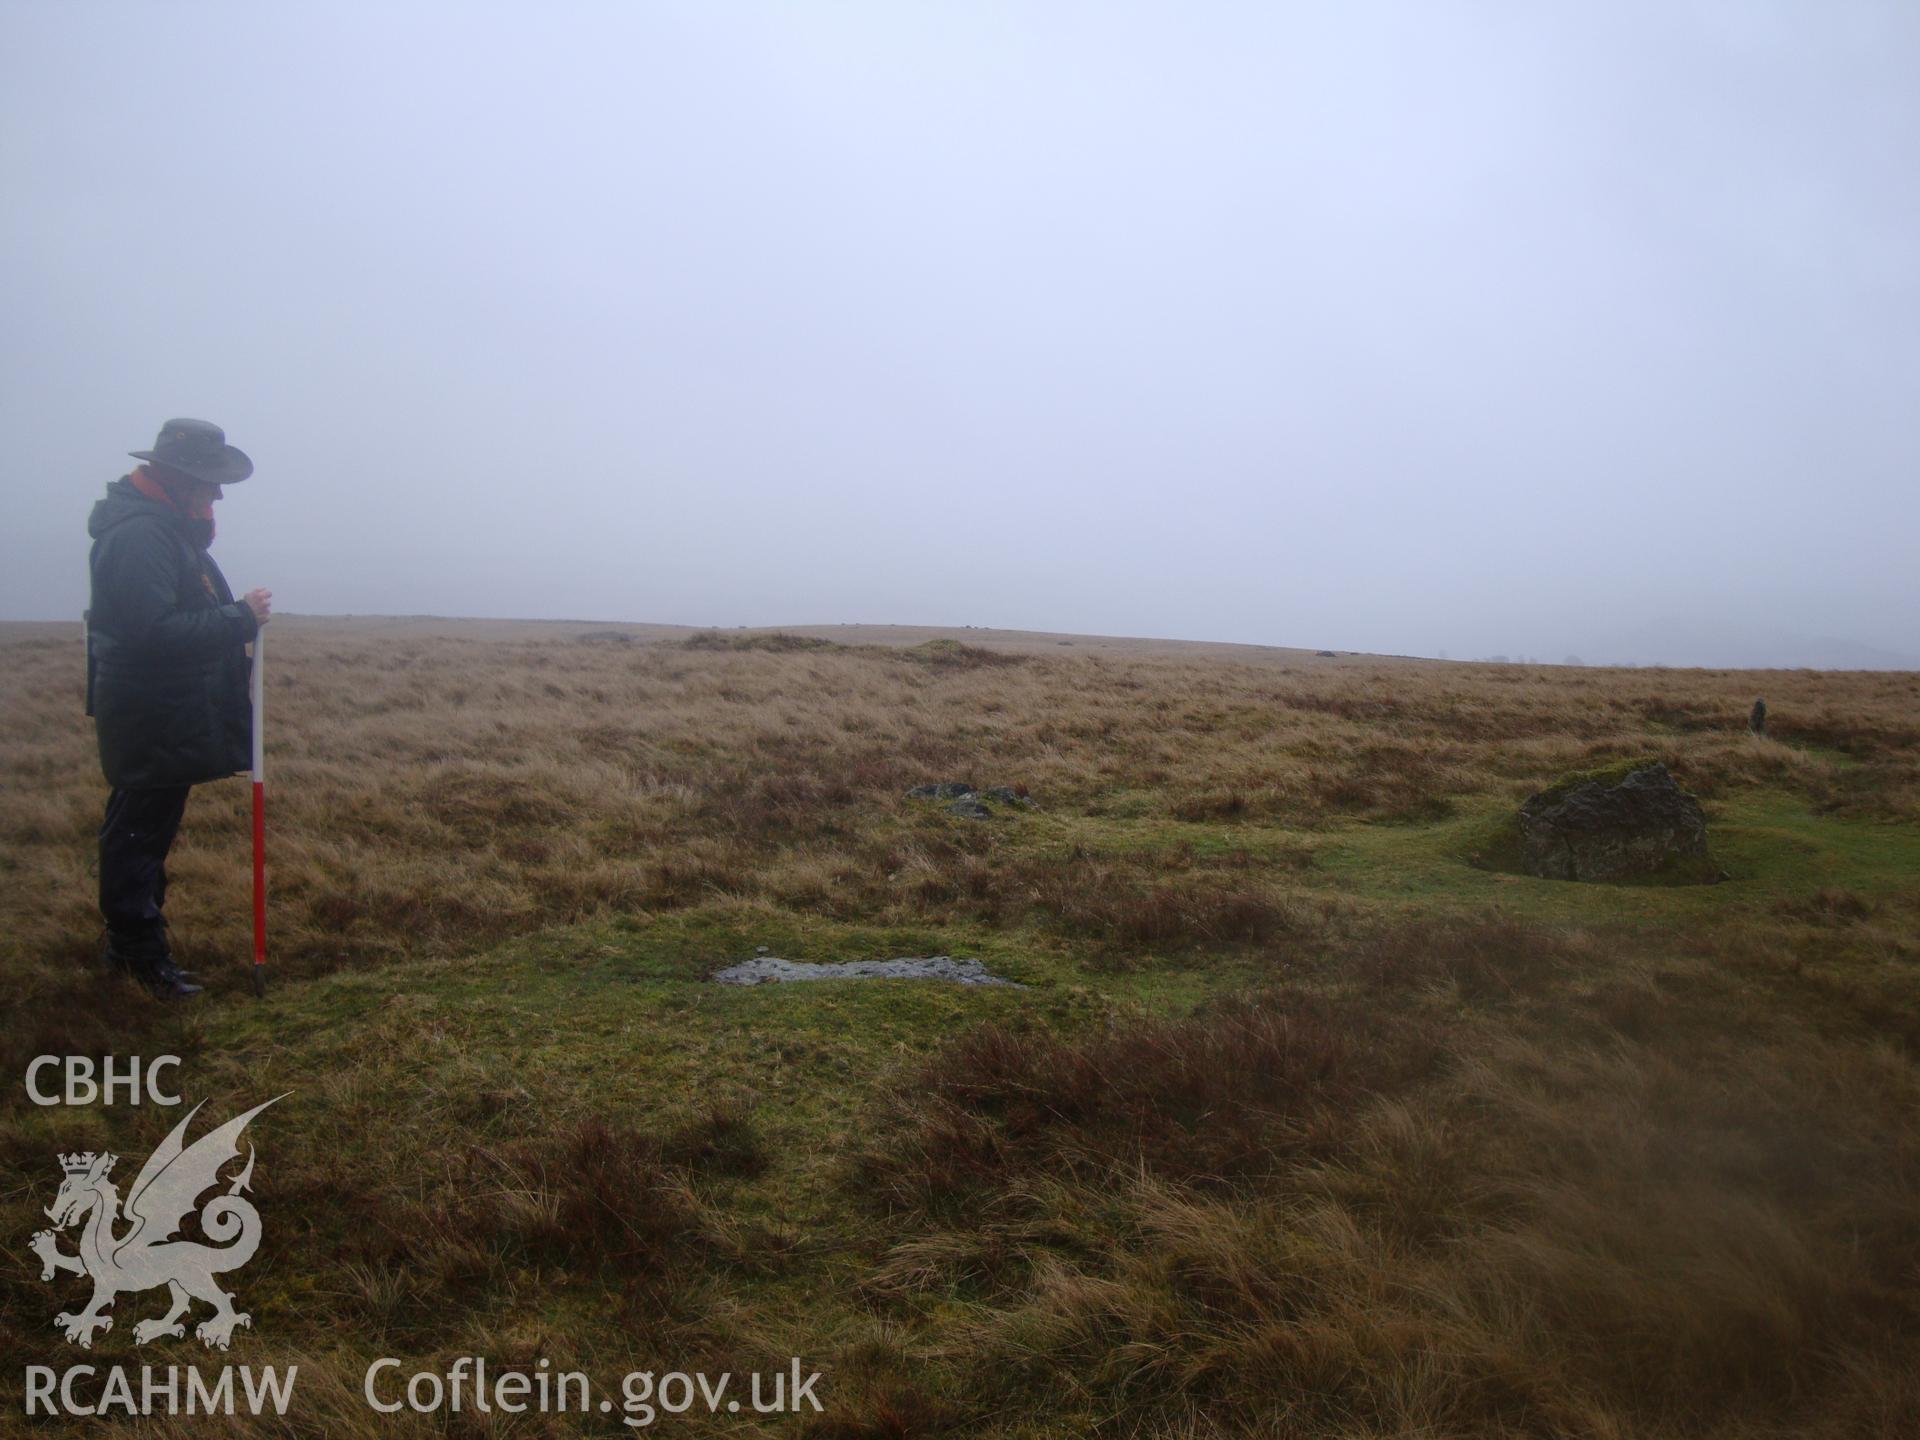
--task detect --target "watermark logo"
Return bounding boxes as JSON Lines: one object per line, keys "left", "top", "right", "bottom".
{"left": 33, "top": 1095, "right": 285, "bottom": 1351}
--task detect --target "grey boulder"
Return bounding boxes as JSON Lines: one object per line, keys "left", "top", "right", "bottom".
{"left": 907, "top": 782, "right": 977, "bottom": 800}
{"left": 1518, "top": 761, "right": 1710, "bottom": 882}
{"left": 711, "top": 955, "right": 1021, "bottom": 986}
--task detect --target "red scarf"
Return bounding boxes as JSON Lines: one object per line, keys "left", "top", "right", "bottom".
{"left": 129, "top": 466, "right": 215, "bottom": 544}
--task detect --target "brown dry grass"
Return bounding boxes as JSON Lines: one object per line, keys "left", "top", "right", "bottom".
{"left": 2, "top": 617, "right": 1918, "bottom": 1437}
{"left": 854, "top": 915, "right": 1920, "bottom": 1437}
{"left": 4, "top": 618, "right": 1913, "bottom": 993}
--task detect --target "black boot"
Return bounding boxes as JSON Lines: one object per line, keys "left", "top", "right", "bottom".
{"left": 102, "top": 928, "right": 203, "bottom": 1000}
{"left": 149, "top": 918, "right": 201, "bottom": 986}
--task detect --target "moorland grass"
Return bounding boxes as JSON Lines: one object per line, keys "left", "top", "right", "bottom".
{"left": 1, "top": 618, "right": 1916, "bottom": 1437}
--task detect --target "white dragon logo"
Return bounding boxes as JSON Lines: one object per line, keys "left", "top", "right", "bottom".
{"left": 31, "top": 1096, "right": 284, "bottom": 1350}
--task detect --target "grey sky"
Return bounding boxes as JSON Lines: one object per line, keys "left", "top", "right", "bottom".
{"left": 5, "top": 1, "right": 1916, "bottom": 665}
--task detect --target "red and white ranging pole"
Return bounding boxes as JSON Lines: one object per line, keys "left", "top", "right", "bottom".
{"left": 250, "top": 626, "right": 267, "bottom": 997}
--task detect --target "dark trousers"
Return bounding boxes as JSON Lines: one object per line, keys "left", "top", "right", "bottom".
{"left": 99, "top": 785, "right": 192, "bottom": 935}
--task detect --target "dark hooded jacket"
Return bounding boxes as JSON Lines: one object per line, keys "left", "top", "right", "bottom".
{"left": 86, "top": 478, "right": 258, "bottom": 789}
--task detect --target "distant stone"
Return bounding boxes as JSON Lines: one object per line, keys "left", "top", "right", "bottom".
{"left": 1517, "top": 761, "right": 1712, "bottom": 883}
{"left": 1749, "top": 698, "right": 1767, "bottom": 736}
{"left": 906, "top": 781, "right": 1032, "bottom": 815}
{"left": 907, "top": 782, "right": 976, "bottom": 800}
{"left": 711, "top": 956, "right": 1021, "bottom": 986}
{"left": 1316, "top": 650, "right": 1337, "bottom": 658}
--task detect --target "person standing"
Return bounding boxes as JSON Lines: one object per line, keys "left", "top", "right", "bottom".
{"left": 86, "top": 419, "right": 271, "bottom": 999}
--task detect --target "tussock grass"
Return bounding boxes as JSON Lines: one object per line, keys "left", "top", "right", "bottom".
{"left": 7, "top": 619, "right": 1913, "bottom": 986}
{"left": 859, "top": 989, "right": 1438, "bottom": 1207}
{"left": 2, "top": 618, "right": 1917, "bottom": 1436}
{"left": 683, "top": 629, "right": 847, "bottom": 654}
{"left": 853, "top": 944, "right": 1920, "bottom": 1436}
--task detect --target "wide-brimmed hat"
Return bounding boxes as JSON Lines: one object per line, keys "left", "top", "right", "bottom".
{"left": 129, "top": 418, "right": 253, "bottom": 485}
